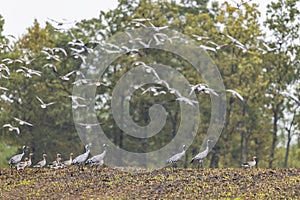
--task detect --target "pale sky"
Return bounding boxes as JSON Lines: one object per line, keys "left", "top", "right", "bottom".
{"left": 0, "top": 0, "right": 273, "bottom": 37}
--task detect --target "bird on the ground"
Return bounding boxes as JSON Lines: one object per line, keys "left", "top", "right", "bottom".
{"left": 72, "top": 144, "right": 90, "bottom": 171}
{"left": 26, "top": 153, "right": 33, "bottom": 167}
{"left": 62, "top": 153, "right": 74, "bottom": 167}
{"left": 16, "top": 157, "right": 29, "bottom": 171}
{"left": 13, "top": 117, "right": 33, "bottom": 127}
{"left": 167, "top": 144, "right": 186, "bottom": 168}
{"left": 48, "top": 153, "right": 64, "bottom": 169}
{"left": 36, "top": 96, "right": 56, "bottom": 109}
{"left": 86, "top": 144, "right": 108, "bottom": 171}
{"left": 241, "top": 156, "right": 257, "bottom": 168}
{"left": 3, "top": 124, "right": 20, "bottom": 134}
{"left": 33, "top": 154, "right": 47, "bottom": 168}
{"left": 191, "top": 140, "right": 211, "bottom": 169}
{"left": 8, "top": 146, "right": 27, "bottom": 173}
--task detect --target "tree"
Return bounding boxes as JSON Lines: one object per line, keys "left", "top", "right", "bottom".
{"left": 264, "top": 0, "right": 300, "bottom": 167}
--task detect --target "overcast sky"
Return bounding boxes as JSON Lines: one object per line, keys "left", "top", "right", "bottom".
{"left": 0, "top": 0, "right": 273, "bottom": 37}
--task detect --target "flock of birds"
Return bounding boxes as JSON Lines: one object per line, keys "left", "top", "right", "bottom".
{"left": 0, "top": 17, "right": 253, "bottom": 136}
{"left": 7, "top": 144, "right": 108, "bottom": 174}
{"left": 0, "top": 17, "right": 297, "bottom": 173}
{"left": 166, "top": 140, "right": 257, "bottom": 169}
{"left": 7, "top": 142, "right": 256, "bottom": 174}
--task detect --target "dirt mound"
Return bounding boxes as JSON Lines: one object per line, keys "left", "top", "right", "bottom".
{"left": 0, "top": 167, "right": 299, "bottom": 199}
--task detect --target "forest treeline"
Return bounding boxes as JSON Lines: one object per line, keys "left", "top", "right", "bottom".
{"left": 0, "top": 0, "right": 299, "bottom": 168}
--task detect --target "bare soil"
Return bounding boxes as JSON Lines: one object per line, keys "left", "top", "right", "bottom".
{"left": 0, "top": 167, "right": 299, "bottom": 199}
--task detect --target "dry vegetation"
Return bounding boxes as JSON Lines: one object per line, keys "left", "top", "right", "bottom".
{"left": 0, "top": 167, "right": 299, "bottom": 199}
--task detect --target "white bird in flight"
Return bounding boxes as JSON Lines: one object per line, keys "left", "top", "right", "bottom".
{"left": 13, "top": 117, "right": 33, "bottom": 126}
{"left": 3, "top": 124, "right": 20, "bottom": 134}
{"left": 36, "top": 96, "right": 56, "bottom": 109}
{"left": 226, "top": 89, "right": 244, "bottom": 102}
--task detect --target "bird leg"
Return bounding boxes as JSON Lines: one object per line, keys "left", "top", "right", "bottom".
{"left": 10, "top": 165, "right": 14, "bottom": 175}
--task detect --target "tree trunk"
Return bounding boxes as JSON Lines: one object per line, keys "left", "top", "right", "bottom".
{"left": 269, "top": 106, "right": 279, "bottom": 168}
{"left": 284, "top": 132, "right": 291, "bottom": 168}
{"left": 240, "top": 131, "right": 244, "bottom": 164}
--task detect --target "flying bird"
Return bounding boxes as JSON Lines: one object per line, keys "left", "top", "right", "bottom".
{"left": 13, "top": 117, "right": 33, "bottom": 127}
{"left": 60, "top": 70, "right": 75, "bottom": 81}
{"left": 226, "top": 89, "right": 244, "bottom": 102}
{"left": 3, "top": 124, "right": 20, "bottom": 134}
{"left": 190, "top": 83, "right": 219, "bottom": 96}
{"left": 176, "top": 97, "right": 198, "bottom": 107}
{"left": 36, "top": 96, "right": 56, "bottom": 109}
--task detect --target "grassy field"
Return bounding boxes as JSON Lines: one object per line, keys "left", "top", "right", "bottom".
{"left": 0, "top": 167, "right": 299, "bottom": 199}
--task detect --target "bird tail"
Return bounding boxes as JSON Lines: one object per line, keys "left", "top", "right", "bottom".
{"left": 190, "top": 158, "right": 195, "bottom": 163}
{"left": 85, "top": 160, "right": 90, "bottom": 165}
{"left": 241, "top": 163, "right": 249, "bottom": 168}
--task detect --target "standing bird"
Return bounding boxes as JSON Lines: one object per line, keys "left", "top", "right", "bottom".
{"left": 26, "top": 153, "right": 34, "bottom": 168}
{"left": 86, "top": 144, "right": 108, "bottom": 171}
{"left": 72, "top": 144, "right": 90, "bottom": 171}
{"left": 33, "top": 154, "right": 47, "bottom": 169}
{"left": 8, "top": 146, "right": 27, "bottom": 174}
{"left": 16, "top": 158, "right": 29, "bottom": 171}
{"left": 62, "top": 153, "right": 74, "bottom": 167}
{"left": 191, "top": 140, "right": 211, "bottom": 169}
{"left": 48, "top": 153, "right": 63, "bottom": 169}
{"left": 167, "top": 145, "right": 186, "bottom": 169}
{"left": 241, "top": 156, "right": 257, "bottom": 168}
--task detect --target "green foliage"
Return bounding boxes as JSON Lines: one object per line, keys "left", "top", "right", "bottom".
{"left": 0, "top": 0, "right": 299, "bottom": 168}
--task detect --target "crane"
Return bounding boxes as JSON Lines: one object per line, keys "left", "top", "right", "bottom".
{"left": 191, "top": 140, "right": 211, "bottom": 169}
{"left": 166, "top": 144, "right": 186, "bottom": 169}
{"left": 72, "top": 144, "right": 90, "bottom": 171}
{"left": 86, "top": 144, "right": 108, "bottom": 172}
{"left": 8, "top": 146, "right": 28, "bottom": 174}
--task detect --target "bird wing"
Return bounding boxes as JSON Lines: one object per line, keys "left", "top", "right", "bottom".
{"left": 36, "top": 96, "right": 45, "bottom": 104}
{"left": 9, "top": 153, "right": 23, "bottom": 164}
{"left": 226, "top": 89, "right": 244, "bottom": 102}
{"left": 3, "top": 124, "right": 12, "bottom": 128}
